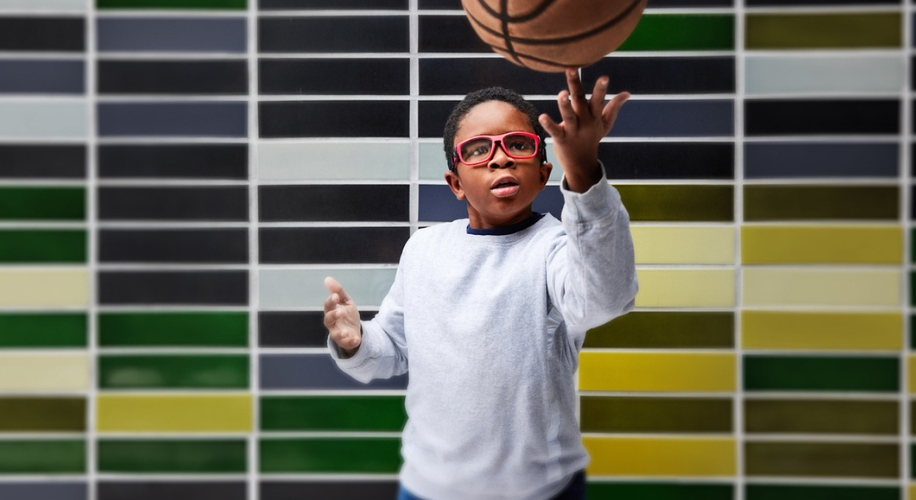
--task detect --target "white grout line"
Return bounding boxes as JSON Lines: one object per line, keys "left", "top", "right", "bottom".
{"left": 247, "top": 1, "right": 260, "bottom": 498}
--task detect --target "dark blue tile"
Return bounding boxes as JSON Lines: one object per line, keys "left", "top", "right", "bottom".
{"left": 611, "top": 100, "right": 734, "bottom": 137}
{"left": 97, "top": 18, "right": 247, "bottom": 53}
{"left": 746, "top": 142, "right": 898, "bottom": 178}
{"left": 260, "top": 354, "right": 408, "bottom": 390}
{"left": 98, "top": 102, "right": 247, "bottom": 137}
{"left": 0, "top": 60, "right": 84, "bottom": 94}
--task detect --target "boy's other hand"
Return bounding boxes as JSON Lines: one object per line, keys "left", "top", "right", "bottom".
{"left": 323, "top": 276, "right": 362, "bottom": 357}
{"left": 539, "top": 67, "right": 629, "bottom": 193}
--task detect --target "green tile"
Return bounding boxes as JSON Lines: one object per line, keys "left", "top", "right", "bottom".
{"left": 580, "top": 396, "right": 732, "bottom": 433}
{"left": 619, "top": 14, "right": 734, "bottom": 51}
{"left": 98, "top": 439, "right": 246, "bottom": 473}
{"left": 587, "top": 482, "right": 733, "bottom": 500}
{"left": 746, "top": 13, "right": 901, "bottom": 49}
{"left": 745, "top": 442, "right": 898, "bottom": 478}
{"left": 98, "top": 312, "right": 248, "bottom": 347}
{"left": 617, "top": 185, "right": 733, "bottom": 222}
{"left": 747, "top": 484, "right": 898, "bottom": 500}
{"left": 0, "top": 187, "right": 85, "bottom": 221}
{"left": 744, "top": 355, "right": 899, "bottom": 392}
{"left": 98, "top": 0, "right": 245, "bottom": 8}
{"left": 0, "top": 398, "right": 85, "bottom": 432}
{"left": 584, "top": 312, "right": 733, "bottom": 348}
{"left": 745, "top": 186, "right": 898, "bottom": 221}
{"left": 98, "top": 355, "right": 249, "bottom": 389}
{"left": 260, "top": 438, "right": 401, "bottom": 473}
{"left": 0, "top": 313, "right": 87, "bottom": 348}
{"left": 261, "top": 396, "right": 407, "bottom": 432}
{"left": 745, "top": 399, "right": 897, "bottom": 435}
{"left": 0, "top": 440, "right": 85, "bottom": 474}
{"left": 0, "top": 230, "right": 86, "bottom": 263}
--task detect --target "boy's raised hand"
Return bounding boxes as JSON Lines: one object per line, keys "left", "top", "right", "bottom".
{"left": 324, "top": 276, "right": 361, "bottom": 357}
{"left": 539, "top": 67, "right": 629, "bottom": 193}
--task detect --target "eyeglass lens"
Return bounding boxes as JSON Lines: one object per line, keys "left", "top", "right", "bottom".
{"left": 459, "top": 133, "right": 538, "bottom": 164}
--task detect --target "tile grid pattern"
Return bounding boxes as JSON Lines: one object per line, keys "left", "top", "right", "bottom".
{"left": 1, "top": 0, "right": 914, "bottom": 499}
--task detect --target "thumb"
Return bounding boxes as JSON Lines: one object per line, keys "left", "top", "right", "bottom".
{"left": 324, "top": 276, "right": 353, "bottom": 305}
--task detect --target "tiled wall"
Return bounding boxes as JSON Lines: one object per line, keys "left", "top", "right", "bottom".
{"left": 0, "top": 0, "right": 910, "bottom": 498}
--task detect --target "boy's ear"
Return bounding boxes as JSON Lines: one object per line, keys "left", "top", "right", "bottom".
{"left": 539, "top": 161, "right": 553, "bottom": 190}
{"left": 445, "top": 170, "right": 466, "bottom": 200}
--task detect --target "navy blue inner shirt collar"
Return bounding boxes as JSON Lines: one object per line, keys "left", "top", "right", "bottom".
{"left": 467, "top": 212, "right": 545, "bottom": 236}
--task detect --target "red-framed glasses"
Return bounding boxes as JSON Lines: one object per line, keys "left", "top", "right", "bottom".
{"left": 454, "top": 131, "right": 541, "bottom": 167}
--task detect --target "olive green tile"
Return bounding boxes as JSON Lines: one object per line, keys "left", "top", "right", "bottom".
{"left": 0, "top": 398, "right": 85, "bottom": 432}
{"left": 0, "top": 440, "right": 85, "bottom": 474}
{"left": 744, "top": 186, "right": 898, "bottom": 221}
{"left": 98, "top": 355, "right": 249, "bottom": 389}
{"left": 260, "top": 438, "right": 401, "bottom": 473}
{"left": 745, "top": 399, "right": 897, "bottom": 435}
{"left": 261, "top": 396, "right": 407, "bottom": 432}
{"left": 0, "top": 313, "right": 86, "bottom": 348}
{"left": 98, "top": 439, "right": 246, "bottom": 473}
{"left": 617, "top": 185, "right": 733, "bottom": 222}
{"left": 744, "top": 355, "right": 899, "bottom": 392}
{"left": 0, "top": 230, "right": 86, "bottom": 263}
{"left": 745, "top": 441, "right": 898, "bottom": 478}
{"left": 98, "top": 0, "right": 245, "bottom": 8}
{"left": 580, "top": 396, "right": 732, "bottom": 433}
{"left": 98, "top": 312, "right": 248, "bottom": 347}
{"left": 584, "top": 312, "right": 733, "bottom": 349}
{"left": 746, "top": 13, "right": 901, "bottom": 49}
{"left": 0, "top": 187, "right": 85, "bottom": 221}
{"left": 746, "top": 484, "right": 899, "bottom": 500}
{"left": 619, "top": 14, "right": 734, "bottom": 51}
{"left": 588, "top": 482, "right": 733, "bottom": 500}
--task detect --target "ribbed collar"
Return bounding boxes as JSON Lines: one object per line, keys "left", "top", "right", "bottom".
{"left": 466, "top": 212, "right": 546, "bottom": 236}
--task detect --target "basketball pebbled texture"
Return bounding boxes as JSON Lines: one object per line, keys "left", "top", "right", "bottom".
{"left": 461, "top": 0, "right": 648, "bottom": 73}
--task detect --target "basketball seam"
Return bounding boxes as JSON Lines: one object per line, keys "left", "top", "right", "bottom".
{"left": 474, "top": 0, "right": 557, "bottom": 23}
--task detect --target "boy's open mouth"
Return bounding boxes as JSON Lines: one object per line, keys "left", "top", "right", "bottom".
{"left": 491, "top": 179, "right": 519, "bottom": 197}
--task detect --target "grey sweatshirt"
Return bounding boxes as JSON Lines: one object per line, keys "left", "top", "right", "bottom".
{"left": 329, "top": 175, "right": 638, "bottom": 500}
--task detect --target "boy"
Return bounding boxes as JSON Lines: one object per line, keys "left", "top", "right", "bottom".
{"left": 324, "top": 68, "right": 638, "bottom": 500}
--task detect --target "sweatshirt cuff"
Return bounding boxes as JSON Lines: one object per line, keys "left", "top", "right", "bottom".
{"left": 560, "top": 161, "right": 621, "bottom": 222}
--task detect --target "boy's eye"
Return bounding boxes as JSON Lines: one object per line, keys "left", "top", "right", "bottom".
{"left": 461, "top": 139, "right": 491, "bottom": 160}
{"left": 505, "top": 136, "right": 535, "bottom": 152}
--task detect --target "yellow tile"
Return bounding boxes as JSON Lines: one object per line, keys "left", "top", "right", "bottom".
{"left": 635, "top": 269, "right": 735, "bottom": 307}
{"left": 906, "top": 356, "right": 916, "bottom": 394}
{"left": 97, "top": 394, "right": 252, "bottom": 433}
{"left": 632, "top": 226, "right": 735, "bottom": 264}
{"left": 743, "top": 268, "right": 900, "bottom": 307}
{"left": 0, "top": 353, "right": 89, "bottom": 391}
{"left": 742, "top": 311, "right": 902, "bottom": 351}
{"left": 584, "top": 436, "right": 736, "bottom": 476}
{"left": 742, "top": 226, "right": 902, "bottom": 264}
{"left": 579, "top": 352, "right": 736, "bottom": 392}
{"left": 908, "top": 484, "right": 916, "bottom": 499}
{"left": 0, "top": 268, "right": 88, "bottom": 307}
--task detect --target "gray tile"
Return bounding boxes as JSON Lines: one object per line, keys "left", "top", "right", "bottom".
{"left": 97, "top": 18, "right": 247, "bottom": 53}
{"left": 0, "top": 102, "right": 86, "bottom": 139}
{"left": 259, "top": 268, "right": 397, "bottom": 309}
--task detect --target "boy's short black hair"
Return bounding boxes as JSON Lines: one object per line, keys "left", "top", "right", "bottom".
{"left": 443, "top": 87, "right": 548, "bottom": 172}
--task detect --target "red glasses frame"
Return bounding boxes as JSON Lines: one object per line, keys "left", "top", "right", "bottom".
{"left": 453, "top": 131, "right": 541, "bottom": 167}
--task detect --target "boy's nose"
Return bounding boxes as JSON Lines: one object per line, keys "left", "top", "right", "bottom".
{"left": 488, "top": 143, "right": 515, "bottom": 169}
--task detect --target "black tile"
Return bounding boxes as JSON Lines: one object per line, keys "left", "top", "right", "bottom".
{"left": 601, "top": 142, "right": 734, "bottom": 180}
{"left": 259, "top": 101, "right": 409, "bottom": 138}
{"left": 746, "top": 99, "right": 899, "bottom": 136}
{"left": 260, "top": 354, "right": 408, "bottom": 389}
{"left": 259, "top": 227, "right": 409, "bottom": 264}
{"left": 98, "top": 187, "right": 249, "bottom": 221}
{"left": 259, "top": 311, "right": 377, "bottom": 348}
{"left": 0, "top": 60, "right": 84, "bottom": 94}
{"left": 99, "top": 482, "right": 246, "bottom": 500}
{"left": 420, "top": 58, "right": 568, "bottom": 95}
{"left": 98, "top": 271, "right": 248, "bottom": 306}
{"left": 583, "top": 57, "right": 736, "bottom": 94}
{"left": 261, "top": 0, "right": 407, "bottom": 8}
{"left": 748, "top": 0, "right": 894, "bottom": 4}
{"left": 97, "top": 102, "right": 248, "bottom": 138}
{"left": 258, "top": 16, "right": 409, "bottom": 53}
{"left": 98, "top": 145, "right": 248, "bottom": 180}
{"left": 259, "top": 185, "right": 409, "bottom": 222}
{"left": 419, "top": 0, "right": 461, "bottom": 8}
{"left": 98, "top": 60, "right": 248, "bottom": 95}
{"left": 0, "top": 145, "right": 85, "bottom": 179}
{"left": 261, "top": 481, "right": 398, "bottom": 500}
{"left": 420, "top": 99, "right": 557, "bottom": 138}
{"left": 0, "top": 18, "right": 85, "bottom": 52}
{"left": 99, "top": 229, "right": 249, "bottom": 264}
{"left": 259, "top": 59, "right": 409, "bottom": 95}
{"left": 419, "top": 15, "right": 491, "bottom": 52}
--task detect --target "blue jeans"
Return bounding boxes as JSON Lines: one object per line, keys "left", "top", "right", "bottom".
{"left": 397, "top": 470, "right": 586, "bottom": 500}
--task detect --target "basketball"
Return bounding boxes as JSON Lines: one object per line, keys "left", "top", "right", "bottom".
{"left": 461, "top": 0, "right": 648, "bottom": 73}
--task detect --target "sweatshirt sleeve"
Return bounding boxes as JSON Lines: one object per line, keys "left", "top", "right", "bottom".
{"left": 547, "top": 163, "right": 639, "bottom": 338}
{"left": 327, "top": 252, "right": 410, "bottom": 383}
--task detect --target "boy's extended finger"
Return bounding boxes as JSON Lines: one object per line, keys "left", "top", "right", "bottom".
{"left": 557, "top": 90, "right": 578, "bottom": 132}
{"left": 589, "top": 77, "right": 610, "bottom": 117}
{"left": 538, "top": 113, "right": 562, "bottom": 139}
{"left": 564, "top": 67, "right": 589, "bottom": 115}
{"left": 602, "top": 91, "right": 630, "bottom": 128}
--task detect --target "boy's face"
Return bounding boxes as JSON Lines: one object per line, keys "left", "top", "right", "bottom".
{"left": 445, "top": 100, "right": 552, "bottom": 229}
